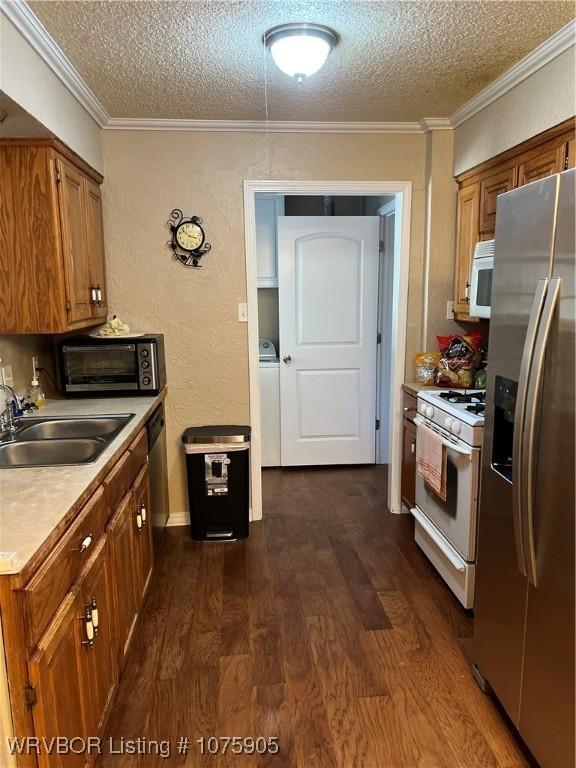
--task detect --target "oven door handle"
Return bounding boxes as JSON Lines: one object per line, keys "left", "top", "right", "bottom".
{"left": 414, "top": 416, "right": 476, "bottom": 459}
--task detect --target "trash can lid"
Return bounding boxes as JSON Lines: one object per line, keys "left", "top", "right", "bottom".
{"left": 182, "top": 425, "right": 251, "bottom": 444}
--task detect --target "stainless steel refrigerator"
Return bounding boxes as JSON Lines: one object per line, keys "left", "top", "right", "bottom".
{"left": 473, "top": 169, "right": 575, "bottom": 768}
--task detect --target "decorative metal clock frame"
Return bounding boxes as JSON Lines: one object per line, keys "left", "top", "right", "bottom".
{"left": 167, "top": 208, "right": 211, "bottom": 267}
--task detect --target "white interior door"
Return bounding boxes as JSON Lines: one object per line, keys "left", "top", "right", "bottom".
{"left": 278, "top": 216, "right": 380, "bottom": 466}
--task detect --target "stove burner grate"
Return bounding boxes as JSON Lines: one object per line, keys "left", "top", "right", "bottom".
{"left": 466, "top": 403, "right": 486, "bottom": 415}
{"left": 439, "top": 390, "right": 485, "bottom": 404}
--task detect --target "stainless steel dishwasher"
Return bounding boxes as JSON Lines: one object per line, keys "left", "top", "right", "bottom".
{"left": 146, "top": 403, "right": 169, "bottom": 531}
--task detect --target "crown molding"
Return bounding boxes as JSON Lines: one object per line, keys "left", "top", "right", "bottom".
{"left": 450, "top": 19, "right": 576, "bottom": 127}
{"left": 104, "top": 118, "right": 426, "bottom": 133}
{"left": 1, "top": 0, "right": 109, "bottom": 127}
{"left": 419, "top": 118, "right": 452, "bottom": 132}
{"left": 4, "top": 1, "right": 574, "bottom": 135}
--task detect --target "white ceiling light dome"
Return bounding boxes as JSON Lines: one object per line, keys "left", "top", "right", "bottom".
{"left": 264, "top": 24, "right": 338, "bottom": 82}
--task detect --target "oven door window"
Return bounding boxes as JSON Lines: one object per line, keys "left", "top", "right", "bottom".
{"left": 415, "top": 444, "right": 480, "bottom": 561}
{"left": 63, "top": 345, "right": 138, "bottom": 390}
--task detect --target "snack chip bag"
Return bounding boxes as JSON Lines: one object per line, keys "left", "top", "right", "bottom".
{"left": 436, "top": 333, "right": 483, "bottom": 388}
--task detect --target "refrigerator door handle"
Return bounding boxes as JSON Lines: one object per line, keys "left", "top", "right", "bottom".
{"left": 521, "top": 277, "right": 562, "bottom": 587}
{"left": 513, "top": 277, "right": 549, "bottom": 578}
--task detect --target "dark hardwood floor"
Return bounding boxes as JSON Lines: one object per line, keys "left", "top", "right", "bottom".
{"left": 98, "top": 466, "right": 528, "bottom": 767}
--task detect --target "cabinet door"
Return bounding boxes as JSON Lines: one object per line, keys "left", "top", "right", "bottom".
{"left": 84, "top": 178, "right": 108, "bottom": 319}
{"left": 517, "top": 145, "right": 564, "bottom": 186}
{"left": 479, "top": 166, "right": 516, "bottom": 234}
{"left": 256, "top": 195, "right": 283, "bottom": 287}
{"left": 80, "top": 537, "right": 118, "bottom": 736}
{"left": 132, "top": 464, "right": 154, "bottom": 602}
{"left": 107, "top": 491, "right": 138, "bottom": 670}
{"left": 454, "top": 183, "right": 480, "bottom": 314}
{"left": 28, "top": 593, "right": 91, "bottom": 768}
{"left": 401, "top": 418, "right": 417, "bottom": 510}
{"left": 56, "top": 158, "right": 93, "bottom": 324}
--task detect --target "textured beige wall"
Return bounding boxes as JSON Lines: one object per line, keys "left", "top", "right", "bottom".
{"left": 101, "top": 130, "right": 427, "bottom": 518}
{"left": 454, "top": 46, "right": 575, "bottom": 175}
{"left": 0, "top": 335, "right": 57, "bottom": 404}
{"left": 422, "top": 130, "right": 464, "bottom": 351}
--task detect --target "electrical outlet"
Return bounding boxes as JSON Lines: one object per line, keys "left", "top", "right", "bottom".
{"left": 446, "top": 300, "right": 455, "bottom": 320}
{"left": 237, "top": 302, "right": 248, "bottom": 322}
{"left": 1, "top": 365, "right": 14, "bottom": 387}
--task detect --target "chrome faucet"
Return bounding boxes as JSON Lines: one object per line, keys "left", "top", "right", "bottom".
{"left": 0, "top": 384, "right": 21, "bottom": 437}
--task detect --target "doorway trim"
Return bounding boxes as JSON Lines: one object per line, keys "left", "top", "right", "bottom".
{"left": 243, "top": 180, "right": 413, "bottom": 521}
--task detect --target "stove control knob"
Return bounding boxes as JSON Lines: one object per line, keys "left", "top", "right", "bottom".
{"left": 451, "top": 421, "right": 461, "bottom": 435}
{"left": 425, "top": 405, "right": 434, "bottom": 419}
{"left": 419, "top": 403, "right": 427, "bottom": 416}
{"left": 444, "top": 417, "right": 453, "bottom": 431}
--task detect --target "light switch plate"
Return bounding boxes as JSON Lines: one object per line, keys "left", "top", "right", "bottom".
{"left": 237, "top": 302, "right": 248, "bottom": 322}
{"left": 446, "top": 301, "right": 455, "bottom": 320}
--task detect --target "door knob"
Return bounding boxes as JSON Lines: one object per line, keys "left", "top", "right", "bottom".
{"left": 283, "top": 355, "right": 292, "bottom": 364}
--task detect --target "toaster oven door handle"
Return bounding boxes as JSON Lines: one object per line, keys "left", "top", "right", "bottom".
{"left": 62, "top": 344, "right": 136, "bottom": 352}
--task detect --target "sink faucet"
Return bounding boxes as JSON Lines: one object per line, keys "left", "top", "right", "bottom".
{"left": 0, "top": 384, "right": 22, "bottom": 437}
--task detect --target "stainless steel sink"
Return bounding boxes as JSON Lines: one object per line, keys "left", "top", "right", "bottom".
{"left": 0, "top": 413, "right": 135, "bottom": 468}
{"left": 17, "top": 415, "right": 132, "bottom": 441}
{"left": 0, "top": 439, "right": 106, "bottom": 468}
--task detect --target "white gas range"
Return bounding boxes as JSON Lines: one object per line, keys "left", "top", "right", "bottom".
{"left": 411, "top": 389, "right": 486, "bottom": 609}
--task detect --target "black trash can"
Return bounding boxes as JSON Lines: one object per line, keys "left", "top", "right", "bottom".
{"left": 182, "top": 425, "right": 251, "bottom": 541}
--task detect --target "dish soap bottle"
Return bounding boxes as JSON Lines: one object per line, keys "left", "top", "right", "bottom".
{"left": 28, "top": 358, "right": 46, "bottom": 408}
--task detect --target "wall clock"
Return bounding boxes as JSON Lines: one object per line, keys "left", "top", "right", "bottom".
{"left": 167, "top": 208, "right": 211, "bottom": 267}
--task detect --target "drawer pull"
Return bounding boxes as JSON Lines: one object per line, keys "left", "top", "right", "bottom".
{"left": 140, "top": 503, "right": 147, "bottom": 525}
{"left": 82, "top": 607, "right": 95, "bottom": 647}
{"left": 78, "top": 534, "right": 93, "bottom": 553}
{"left": 135, "top": 510, "right": 143, "bottom": 532}
{"left": 90, "top": 597, "right": 99, "bottom": 634}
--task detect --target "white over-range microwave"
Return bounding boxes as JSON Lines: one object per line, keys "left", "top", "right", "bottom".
{"left": 469, "top": 239, "right": 494, "bottom": 318}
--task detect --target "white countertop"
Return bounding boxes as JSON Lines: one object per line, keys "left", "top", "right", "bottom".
{"left": 0, "top": 394, "right": 164, "bottom": 577}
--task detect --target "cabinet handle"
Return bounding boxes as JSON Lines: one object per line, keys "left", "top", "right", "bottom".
{"left": 411, "top": 440, "right": 416, "bottom": 455}
{"left": 135, "top": 509, "right": 143, "bottom": 532}
{"left": 90, "top": 597, "right": 99, "bottom": 635}
{"left": 77, "top": 533, "right": 93, "bottom": 553}
{"left": 139, "top": 502, "right": 147, "bottom": 525}
{"left": 465, "top": 281, "right": 470, "bottom": 302}
{"left": 90, "top": 287, "right": 97, "bottom": 304}
{"left": 96, "top": 286, "right": 103, "bottom": 306}
{"left": 81, "top": 607, "right": 95, "bottom": 647}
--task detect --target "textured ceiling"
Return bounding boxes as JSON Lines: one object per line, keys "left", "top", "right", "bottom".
{"left": 29, "top": 0, "right": 575, "bottom": 122}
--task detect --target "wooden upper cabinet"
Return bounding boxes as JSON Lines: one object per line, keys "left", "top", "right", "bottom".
{"left": 0, "top": 139, "right": 107, "bottom": 333}
{"left": 453, "top": 118, "right": 575, "bottom": 321}
{"left": 454, "top": 183, "right": 480, "bottom": 314}
{"left": 57, "top": 158, "right": 93, "bottom": 324}
{"left": 479, "top": 166, "right": 516, "bottom": 234}
{"left": 85, "top": 178, "right": 108, "bottom": 318}
{"left": 517, "top": 145, "right": 565, "bottom": 186}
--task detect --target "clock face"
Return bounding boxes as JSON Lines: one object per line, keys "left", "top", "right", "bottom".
{"left": 175, "top": 221, "right": 204, "bottom": 251}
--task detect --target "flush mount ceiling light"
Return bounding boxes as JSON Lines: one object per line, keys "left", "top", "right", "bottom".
{"left": 264, "top": 23, "right": 338, "bottom": 82}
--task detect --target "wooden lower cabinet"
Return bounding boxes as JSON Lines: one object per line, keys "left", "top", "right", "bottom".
{"left": 27, "top": 593, "right": 90, "bottom": 768}
{"left": 79, "top": 539, "right": 118, "bottom": 737}
{"left": 132, "top": 465, "right": 154, "bottom": 602}
{"left": 1, "top": 438, "right": 158, "bottom": 767}
{"left": 107, "top": 492, "right": 138, "bottom": 671}
{"left": 401, "top": 417, "right": 417, "bottom": 510}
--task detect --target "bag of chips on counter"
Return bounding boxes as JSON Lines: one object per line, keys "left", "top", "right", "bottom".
{"left": 436, "top": 332, "right": 483, "bottom": 388}
{"left": 415, "top": 352, "right": 441, "bottom": 386}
